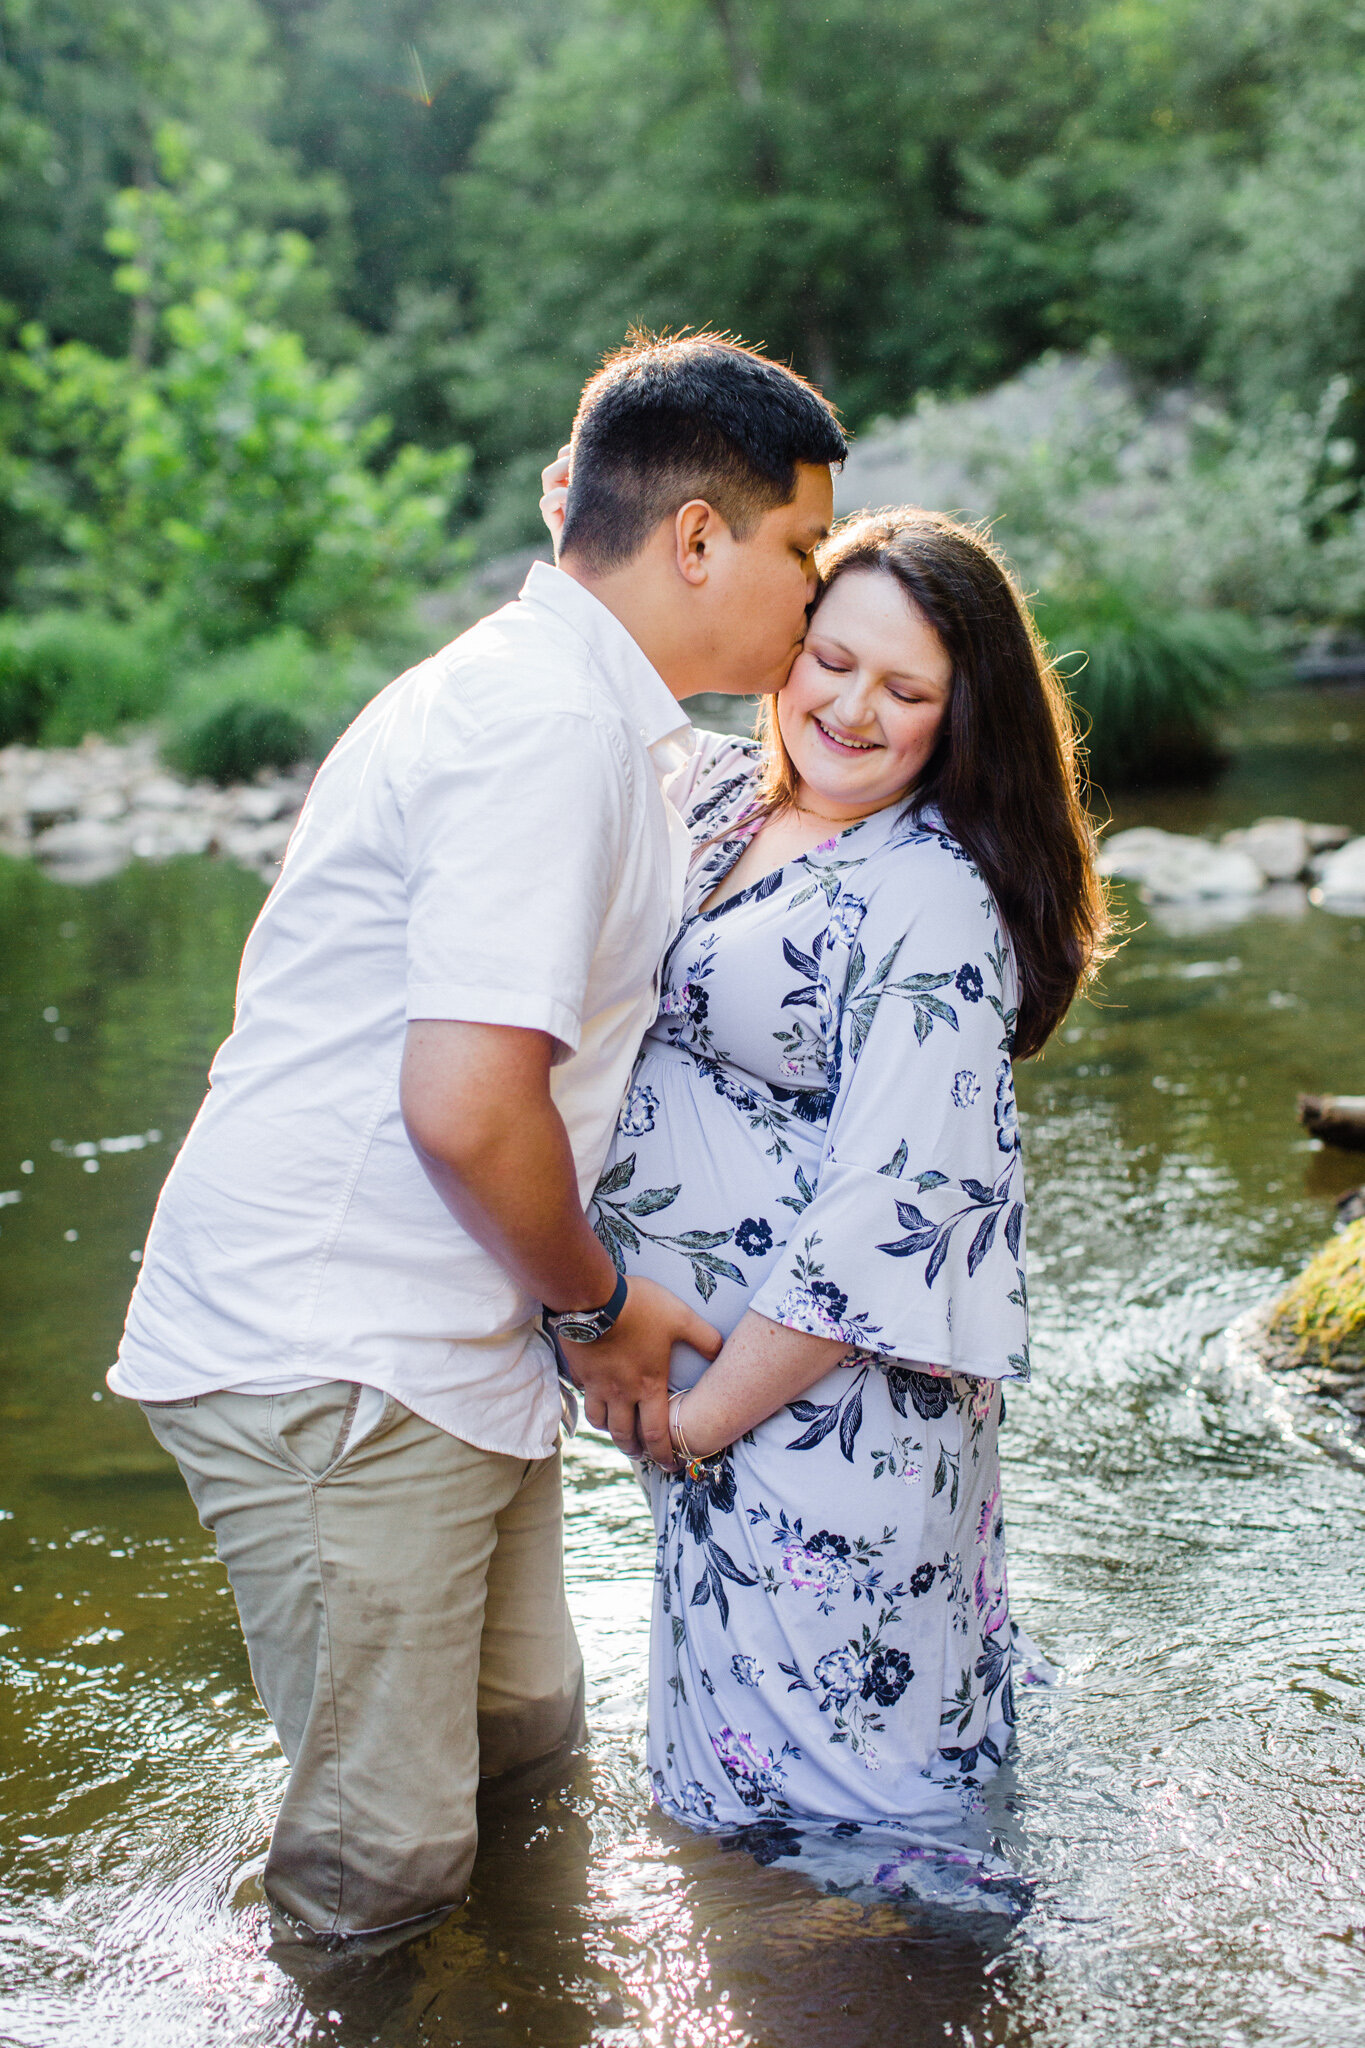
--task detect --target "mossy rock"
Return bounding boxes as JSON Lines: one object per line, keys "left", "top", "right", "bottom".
{"left": 1266, "top": 1219, "right": 1365, "bottom": 1385}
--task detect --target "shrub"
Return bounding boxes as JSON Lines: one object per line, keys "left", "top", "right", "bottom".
{"left": 1035, "top": 581, "right": 1273, "bottom": 790}
{"left": 159, "top": 627, "right": 391, "bottom": 784}
{"left": 0, "top": 610, "right": 173, "bottom": 747}
{"left": 170, "top": 701, "right": 313, "bottom": 785}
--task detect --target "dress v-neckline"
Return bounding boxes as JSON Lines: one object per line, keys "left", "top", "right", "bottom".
{"left": 694, "top": 804, "right": 902, "bottom": 923}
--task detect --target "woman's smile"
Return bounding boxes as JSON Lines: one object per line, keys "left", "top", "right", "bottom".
{"left": 811, "top": 714, "right": 881, "bottom": 754}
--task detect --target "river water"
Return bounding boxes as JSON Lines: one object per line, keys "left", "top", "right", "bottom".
{"left": 1, "top": 688, "right": 1363, "bottom": 2048}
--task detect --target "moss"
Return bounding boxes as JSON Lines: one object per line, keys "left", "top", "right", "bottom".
{"left": 1268, "top": 1219, "right": 1365, "bottom": 1369}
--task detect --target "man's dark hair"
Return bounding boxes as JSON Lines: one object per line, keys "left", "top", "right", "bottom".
{"left": 560, "top": 330, "right": 847, "bottom": 572}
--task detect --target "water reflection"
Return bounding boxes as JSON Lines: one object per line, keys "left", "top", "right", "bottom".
{"left": 2, "top": 688, "right": 1364, "bottom": 2045}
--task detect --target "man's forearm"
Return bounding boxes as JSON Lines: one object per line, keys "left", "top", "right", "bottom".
{"left": 411, "top": 1095, "right": 616, "bottom": 1311}
{"left": 400, "top": 1018, "right": 722, "bottom": 1461}
{"left": 401, "top": 1021, "right": 616, "bottom": 1312}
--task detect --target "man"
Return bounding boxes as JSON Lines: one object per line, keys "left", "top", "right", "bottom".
{"left": 109, "top": 332, "right": 844, "bottom": 1946}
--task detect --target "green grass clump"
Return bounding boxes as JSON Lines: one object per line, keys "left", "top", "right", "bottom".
{"left": 0, "top": 611, "right": 174, "bottom": 746}
{"left": 1035, "top": 581, "right": 1272, "bottom": 790}
{"left": 1268, "top": 1219, "right": 1365, "bottom": 1369}
{"left": 159, "top": 628, "right": 391, "bottom": 785}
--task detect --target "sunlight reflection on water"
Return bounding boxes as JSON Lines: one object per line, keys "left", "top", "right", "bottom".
{"left": 1, "top": 688, "right": 1363, "bottom": 2046}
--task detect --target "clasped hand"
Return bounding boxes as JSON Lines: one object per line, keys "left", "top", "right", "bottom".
{"left": 562, "top": 1274, "right": 720, "bottom": 1469}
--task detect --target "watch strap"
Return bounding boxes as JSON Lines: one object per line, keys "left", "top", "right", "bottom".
{"left": 545, "top": 1266, "right": 628, "bottom": 1343}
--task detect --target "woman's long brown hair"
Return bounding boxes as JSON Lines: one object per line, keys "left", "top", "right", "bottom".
{"left": 755, "top": 507, "right": 1114, "bottom": 1059}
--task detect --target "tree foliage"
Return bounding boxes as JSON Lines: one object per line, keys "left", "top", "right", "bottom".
{"left": 0, "top": 0, "right": 1360, "bottom": 564}
{"left": 9, "top": 137, "right": 467, "bottom": 642}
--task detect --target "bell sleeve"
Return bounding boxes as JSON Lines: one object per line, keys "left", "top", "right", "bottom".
{"left": 746, "top": 837, "right": 1030, "bottom": 1381}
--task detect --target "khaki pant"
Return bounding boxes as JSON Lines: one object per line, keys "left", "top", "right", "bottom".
{"left": 143, "top": 1382, "right": 583, "bottom": 1941}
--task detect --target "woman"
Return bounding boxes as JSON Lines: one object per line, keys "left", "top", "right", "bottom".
{"left": 543, "top": 474, "right": 1111, "bottom": 1892}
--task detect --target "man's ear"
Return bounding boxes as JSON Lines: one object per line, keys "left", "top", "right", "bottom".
{"left": 673, "top": 499, "right": 723, "bottom": 586}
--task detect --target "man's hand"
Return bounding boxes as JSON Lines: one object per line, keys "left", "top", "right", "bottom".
{"left": 401, "top": 1022, "right": 721, "bottom": 1465}
{"left": 564, "top": 1275, "right": 721, "bottom": 1465}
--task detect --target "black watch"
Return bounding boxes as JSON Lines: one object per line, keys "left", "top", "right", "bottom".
{"left": 545, "top": 1268, "right": 629, "bottom": 1346}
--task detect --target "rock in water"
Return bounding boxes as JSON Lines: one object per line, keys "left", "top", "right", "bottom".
{"left": 30, "top": 815, "right": 133, "bottom": 883}
{"left": 1266, "top": 1218, "right": 1365, "bottom": 1385}
{"left": 1298, "top": 1094, "right": 1365, "bottom": 1151}
{"left": 1221, "top": 816, "right": 1311, "bottom": 882}
{"left": 1316, "top": 836, "right": 1365, "bottom": 909}
{"left": 1097, "top": 826, "right": 1264, "bottom": 902}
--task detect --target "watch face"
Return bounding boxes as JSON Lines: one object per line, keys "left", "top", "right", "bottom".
{"left": 555, "top": 1310, "right": 609, "bottom": 1345}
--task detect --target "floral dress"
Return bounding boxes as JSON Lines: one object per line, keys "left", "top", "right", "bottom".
{"left": 590, "top": 734, "right": 1042, "bottom": 1904}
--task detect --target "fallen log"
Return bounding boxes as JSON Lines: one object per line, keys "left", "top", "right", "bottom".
{"left": 1298, "top": 1094, "right": 1365, "bottom": 1151}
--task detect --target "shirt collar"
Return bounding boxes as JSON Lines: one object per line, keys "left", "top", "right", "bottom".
{"left": 519, "top": 561, "right": 695, "bottom": 776}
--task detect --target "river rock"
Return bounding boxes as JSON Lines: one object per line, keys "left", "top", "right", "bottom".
{"left": 1221, "top": 816, "right": 1311, "bottom": 882}
{"left": 3, "top": 735, "right": 312, "bottom": 883}
{"left": 1306, "top": 821, "right": 1353, "bottom": 852}
{"left": 126, "top": 815, "right": 215, "bottom": 861}
{"left": 1316, "top": 836, "right": 1365, "bottom": 908}
{"left": 128, "top": 772, "right": 192, "bottom": 811}
{"left": 23, "top": 770, "right": 84, "bottom": 831}
{"left": 1097, "top": 827, "right": 1265, "bottom": 902}
{"left": 220, "top": 818, "right": 296, "bottom": 870}
{"left": 232, "top": 781, "right": 302, "bottom": 824}
{"left": 31, "top": 815, "right": 135, "bottom": 883}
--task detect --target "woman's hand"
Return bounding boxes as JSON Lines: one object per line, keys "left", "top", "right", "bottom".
{"left": 539, "top": 444, "right": 571, "bottom": 560}
{"left": 658, "top": 1311, "right": 854, "bottom": 1471}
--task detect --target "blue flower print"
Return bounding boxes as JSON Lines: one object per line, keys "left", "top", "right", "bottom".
{"left": 666, "top": 1775, "right": 719, "bottom": 1823}
{"left": 618, "top": 1082, "right": 658, "bottom": 1136}
{"left": 882, "top": 1365, "right": 953, "bottom": 1420}
{"left": 594, "top": 738, "right": 1035, "bottom": 1840}
{"left": 719, "top": 1820, "right": 804, "bottom": 1866}
{"left": 861, "top": 1646, "right": 914, "bottom": 1707}
{"left": 734, "top": 1216, "right": 774, "bottom": 1259}
{"left": 994, "top": 1059, "right": 1020, "bottom": 1153}
{"left": 810, "top": 1279, "right": 848, "bottom": 1321}
{"left": 711, "top": 1726, "right": 798, "bottom": 1810}
{"left": 813, "top": 1647, "right": 864, "bottom": 1707}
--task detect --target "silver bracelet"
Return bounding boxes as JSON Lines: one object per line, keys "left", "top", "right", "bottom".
{"left": 668, "top": 1388, "right": 700, "bottom": 1468}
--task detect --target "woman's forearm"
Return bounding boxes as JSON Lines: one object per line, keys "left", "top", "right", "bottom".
{"left": 669, "top": 1310, "right": 854, "bottom": 1461}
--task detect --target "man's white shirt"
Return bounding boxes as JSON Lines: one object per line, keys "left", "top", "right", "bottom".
{"left": 110, "top": 564, "right": 695, "bottom": 1459}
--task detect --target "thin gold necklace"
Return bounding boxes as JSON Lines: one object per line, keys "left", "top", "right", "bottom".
{"left": 791, "top": 795, "right": 895, "bottom": 827}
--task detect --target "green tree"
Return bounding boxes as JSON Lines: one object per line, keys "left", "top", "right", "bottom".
{"left": 0, "top": 0, "right": 348, "bottom": 355}
{"left": 14, "top": 138, "right": 467, "bottom": 643}
{"left": 447, "top": 0, "right": 1101, "bottom": 535}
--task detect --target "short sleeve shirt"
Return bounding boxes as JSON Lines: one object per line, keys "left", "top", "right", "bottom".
{"left": 110, "top": 566, "right": 694, "bottom": 1458}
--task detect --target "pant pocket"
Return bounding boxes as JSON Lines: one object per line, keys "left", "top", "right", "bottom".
{"left": 270, "top": 1383, "right": 362, "bottom": 1482}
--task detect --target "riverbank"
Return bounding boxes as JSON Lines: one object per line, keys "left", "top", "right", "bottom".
{"left": 0, "top": 733, "right": 310, "bottom": 884}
